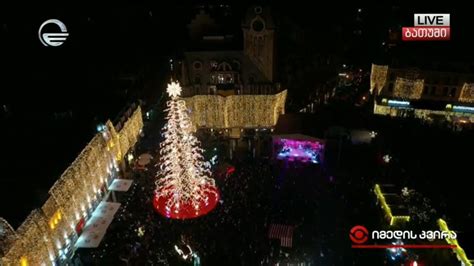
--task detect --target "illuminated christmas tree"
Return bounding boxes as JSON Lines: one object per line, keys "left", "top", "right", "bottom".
{"left": 153, "top": 81, "right": 219, "bottom": 219}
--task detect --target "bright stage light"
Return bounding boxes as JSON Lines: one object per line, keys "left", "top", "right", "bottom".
{"left": 276, "top": 139, "right": 323, "bottom": 164}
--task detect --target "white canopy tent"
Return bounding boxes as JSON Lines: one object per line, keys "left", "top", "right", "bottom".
{"left": 108, "top": 179, "right": 133, "bottom": 192}
{"left": 74, "top": 202, "right": 121, "bottom": 248}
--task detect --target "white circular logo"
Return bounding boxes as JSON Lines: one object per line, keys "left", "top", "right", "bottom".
{"left": 38, "top": 19, "right": 69, "bottom": 47}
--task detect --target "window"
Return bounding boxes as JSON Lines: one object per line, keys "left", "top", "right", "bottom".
{"left": 211, "top": 73, "right": 234, "bottom": 84}
{"left": 450, "top": 87, "right": 456, "bottom": 97}
{"left": 452, "top": 77, "right": 459, "bottom": 85}
{"left": 193, "top": 61, "right": 202, "bottom": 70}
{"left": 254, "top": 6, "right": 262, "bottom": 14}
{"left": 232, "top": 60, "right": 241, "bottom": 70}
{"left": 443, "top": 87, "right": 449, "bottom": 96}
{"left": 210, "top": 61, "right": 218, "bottom": 71}
{"left": 194, "top": 76, "right": 201, "bottom": 84}
{"left": 389, "top": 73, "right": 396, "bottom": 81}
{"left": 251, "top": 19, "right": 265, "bottom": 32}
{"left": 423, "top": 86, "right": 429, "bottom": 95}
{"left": 218, "top": 75, "right": 225, "bottom": 83}
{"left": 217, "top": 62, "right": 232, "bottom": 72}
{"left": 248, "top": 75, "right": 255, "bottom": 84}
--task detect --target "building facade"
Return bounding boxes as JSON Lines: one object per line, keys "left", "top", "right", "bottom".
{"left": 371, "top": 64, "right": 474, "bottom": 126}
{"left": 0, "top": 105, "right": 143, "bottom": 266}
{"left": 184, "top": 90, "right": 286, "bottom": 134}
{"left": 180, "top": 6, "right": 281, "bottom": 96}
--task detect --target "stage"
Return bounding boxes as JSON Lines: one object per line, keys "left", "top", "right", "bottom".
{"left": 273, "top": 134, "right": 324, "bottom": 164}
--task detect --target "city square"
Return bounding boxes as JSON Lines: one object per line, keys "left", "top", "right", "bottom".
{"left": 1, "top": 3, "right": 473, "bottom": 266}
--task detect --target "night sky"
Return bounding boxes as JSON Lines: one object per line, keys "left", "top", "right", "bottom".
{"left": 1, "top": 2, "right": 473, "bottom": 227}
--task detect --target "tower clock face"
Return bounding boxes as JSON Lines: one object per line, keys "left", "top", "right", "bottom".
{"left": 252, "top": 19, "right": 265, "bottom": 32}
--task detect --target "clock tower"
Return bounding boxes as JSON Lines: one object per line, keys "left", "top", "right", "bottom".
{"left": 242, "top": 6, "right": 275, "bottom": 82}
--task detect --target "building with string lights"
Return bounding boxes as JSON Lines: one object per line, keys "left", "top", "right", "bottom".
{"left": 179, "top": 5, "right": 281, "bottom": 97}
{"left": 371, "top": 64, "right": 474, "bottom": 127}
{"left": 174, "top": 5, "right": 287, "bottom": 158}
{"left": 0, "top": 105, "right": 143, "bottom": 266}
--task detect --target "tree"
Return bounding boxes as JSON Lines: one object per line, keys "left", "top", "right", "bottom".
{"left": 153, "top": 81, "right": 219, "bottom": 219}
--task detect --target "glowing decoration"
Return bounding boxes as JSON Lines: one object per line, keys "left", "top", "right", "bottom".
{"left": 458, "top": 83, "right": 474, "bottom": 103}
{"left": 387, "top": 239, "right": 406, "bottom": 261}
{"left": 20, "top": 256, "right": 28, "bottom": 266}
{"left": 437, "top": 219, "right": 472, "bottom": 266}
{"left": 167, "top": 81, "right": 182, "bottom": 97}
{"left": 370, "top": 64, "right": 388, "bottom": 95}
{"left": 154, "top": 82, "right": 219, "bottom": 219}
{"left": 388, "top": 100, "right": 410, "bottom": 107}
{"left": 137, "top": 226, "right": 145, "bottom": 237}
{"left": 127, "top": 153, "right": 134, "bottom": 164}
{"left": 374, "top": 184, "right": 410, "bottom": 226}
{"left": 210, "top": 155, "right": 218, "bottom": 166}
{"left": 393, "top": 78, "right": 424, "bottom": 100}
{"left": 453, "top": 105, "right": 474, "bottom": 114}
{"left": 96, "top": 123, "right": 106, "bottom": 132}
{"left": 226, "top": 166, "right": 236, "bottom": 176}
{"left": 383, "top": 154, "right": 392, "bottom": 163}
{"left": 174, "top": 244, "right": 194, "bottom": 261}
{"left": 370, "top": 131, "right": 377, "bottom": 138}
{"left": 48, "top": 210, "right": 62, "bottom": 230}
{"left": 184, "top": 90, "right": 287, "bottom": 129}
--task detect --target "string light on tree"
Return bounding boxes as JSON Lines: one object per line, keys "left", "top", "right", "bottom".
{"left": 153, "top": 81, "right": 219, "bottom": 219}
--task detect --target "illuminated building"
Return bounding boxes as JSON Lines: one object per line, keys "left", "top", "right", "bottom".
{"left": 0, "top": 105, "right": 143, "bottom": 265}
{"left": 437, "top": 219, "right": 473, "bottom": 266}
{"left": 374, "top": 184, "right": 410, "bottom": 226}
{"left": 371, "top": 64, "right": 474, "bottom": 126}
{"left": 183, "top": 90, "right": 287, "bottom": 131}
{"left": 176, "top": 6, "right": 286, "bottom": 146}
{"left": 179, "top": 6, "right": 280, "bottom": 97}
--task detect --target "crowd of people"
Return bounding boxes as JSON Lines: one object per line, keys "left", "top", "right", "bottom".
{"left": 70, "top": 119, "right": 387, "bottom": 265}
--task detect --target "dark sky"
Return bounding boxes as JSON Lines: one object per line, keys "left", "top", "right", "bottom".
{"left": 1, "top": 2, "right": 474, "bottom": 227}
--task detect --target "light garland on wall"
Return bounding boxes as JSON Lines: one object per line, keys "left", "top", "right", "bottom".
{"left": 437, "top": 219, "right": 472, "bottom": 266}
{"left": 0, "top": 218, "right": 17, "bottom": 255}
{"left": 1, "top": 106, "right": 144, "bottom": 265}
{"left": 393, "top": 77, "right": 424, "bottom": 100}
{"left": 370, "top": 64, "right": 388, "bottom": 95}
{"left": 458, "top": 83, "right": 474, "bottom": 103}
{"left": 184, "top": 90, "right": 287, "bottom": 129}
{"left": 374, "top": 184, "right": 410, "bottom": 226}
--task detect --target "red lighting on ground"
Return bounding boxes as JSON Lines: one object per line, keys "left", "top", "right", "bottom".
{"left": 153, "top": 186, "right": 220, "bottom": 219}
{"left": 226, "top": 166, "right": 235, "bottom": 176}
